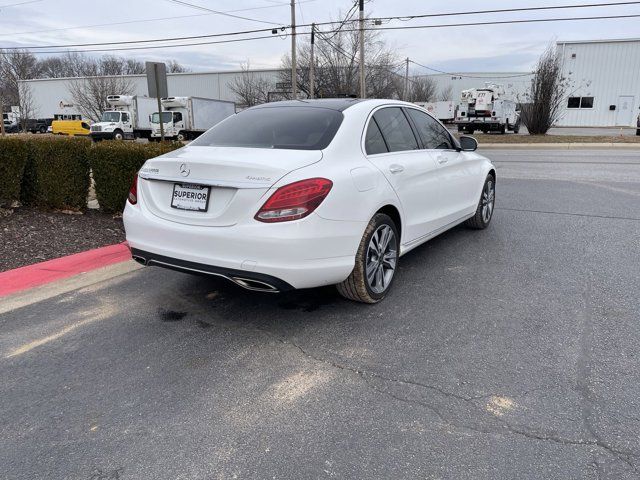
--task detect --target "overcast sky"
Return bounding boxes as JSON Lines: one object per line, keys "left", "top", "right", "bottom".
{"left": 1, "top": 0, "right": 639, "bottom": 74}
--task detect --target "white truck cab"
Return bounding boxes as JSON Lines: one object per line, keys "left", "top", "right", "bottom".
{"left": 90, "top": 95, "right": 155, "bottom": 141}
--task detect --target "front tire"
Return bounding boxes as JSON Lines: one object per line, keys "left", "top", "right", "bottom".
{"left": 465, "top": 174, "right": 495, "bottom": 229}
{"left": 113, "top": 129, "right": 124, "bottom": 141}
{"left": 337, "top": 213, "right": 399, "bottom": 304}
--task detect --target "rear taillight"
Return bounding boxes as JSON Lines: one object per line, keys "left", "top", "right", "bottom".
{"left": 255, "top": 178, "right": 333, "bottom": 223}
{"left": 128, "top": 174, "right": 138, "bottom": 205}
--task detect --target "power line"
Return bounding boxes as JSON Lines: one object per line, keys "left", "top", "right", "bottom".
{"left": 163, "top": 0, "right": 279, "bottom": 25}
{"left": 4, "top": 2, "right": 640, "bottom": 50}
{"left": 0, "top": 1, "right": 316, "bottom": 38}
{"left": 409, "top": 60, "right": 534, "bottom": 79}
{"left": 7, "top": 11, "right": 640, "bottom": 54}
{"left": 0, "top": 0, "right": 42, "bottom": 7}
{"left": 321, "top": 1, "right": 359, "bottom": 41}
{"left": 7, "top": 26, "right": 280, "bottom": 49}
{"left": 373, "top": 1, "right": 640, "bottom": 23}
{"left": 335, "top": 13, "right": 640, "bottom": 35}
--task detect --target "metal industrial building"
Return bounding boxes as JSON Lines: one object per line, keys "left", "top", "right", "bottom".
{"left": 556, "top": 38, "right": 640, "bottom": 127}
{"left": 21, "top": 68, "right": 281, "bottom": 119}
{"left": 18, "top": 38, "right": 640, "bottom": 127}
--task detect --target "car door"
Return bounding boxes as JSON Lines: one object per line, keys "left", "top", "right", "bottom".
{"left": 121, "top": 112, "right": 132, "bottom": 134}
{"left": 405, "top": 108, "right": 480, "bottom": 225}
{"left": 364, "top": 106, "right": 442, "bottom": 244}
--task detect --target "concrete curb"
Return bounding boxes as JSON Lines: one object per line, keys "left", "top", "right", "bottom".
{"left": 0, "top": 242, "right": 132, "bottom": 298}
{"left": 478, "top": 143, "right": 640, "bottom": 150}
{"left": 0, "top": 261, "right": 142, "bottom": 315}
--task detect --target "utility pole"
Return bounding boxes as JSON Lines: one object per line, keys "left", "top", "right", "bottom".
{"left": 359, "top": 0, "right": 365, "bottom": 98}
{"left": 290, "top": 0, "right": 297, "bottom": 99}
{"left": 309, "top": 23, "right": 315, "bottom": 99}
{"left": 0, "top": 100, "right": 5, "bottom": 137}
{"left": 404, "top": 57, "right": 410, "bottom": 101}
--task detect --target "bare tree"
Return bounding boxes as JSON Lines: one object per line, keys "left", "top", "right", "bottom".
{"left": 407, "top": 76, "right": 438, "bottom": 102}
{"left": 519, "top": 44, "right": 567, "bottom": 135}
{"left": 229, "top": 62, "right": 273, "bottom": 108}
{"left": 278, "top": 18, "right": 402, "bottom": 99}
{"left": 69, "top": 76, "right": 134, "bottom": 122}
{"left": 39, "top": 53, "right": 185, "bottom": 78}
{"left": 0, "top": 49, "right": 40, "bottom": 106}
{"left": 438, "top": 84, "right": 454, "bottom": 101}
{"left": 17, "top": 82, "right": 37, "bottom": 130}
{"left": 167, "top": 60, "right": 189, "bottom": 73}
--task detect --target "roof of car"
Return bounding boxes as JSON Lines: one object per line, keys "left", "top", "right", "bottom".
{"left": 251, "top": 98, "right": 367, "bottom": 112}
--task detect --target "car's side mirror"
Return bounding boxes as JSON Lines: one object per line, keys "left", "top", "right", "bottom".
{"left": 459, "top": 135, "right": 478, "bottom": 152}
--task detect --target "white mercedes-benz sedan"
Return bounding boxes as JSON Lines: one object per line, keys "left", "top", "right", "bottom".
{"left": 124, "top": 98, "right": 495, "bottom": 303}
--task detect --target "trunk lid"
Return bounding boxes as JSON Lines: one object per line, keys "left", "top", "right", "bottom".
{"left": 138, "top": 146, "right": 323, "bottom": 226}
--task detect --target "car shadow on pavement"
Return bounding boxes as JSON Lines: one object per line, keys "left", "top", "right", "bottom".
{"left": 146, "top": 222, "right": 479, "bottom": 337}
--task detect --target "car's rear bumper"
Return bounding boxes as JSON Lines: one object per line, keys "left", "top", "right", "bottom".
{"left": 123, "top": 203, "right": 365, "bottom": 290}
{"left": 130, "top": 248, "right": 294, "bottom": 292}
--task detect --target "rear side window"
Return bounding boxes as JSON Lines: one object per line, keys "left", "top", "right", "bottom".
{"left": 372, "top": 107, "right": 418, "bottom": 153}
{"left": 191, "top": 106, "right": 343, "bottom": 150}
{"left": 406, "top": 108, "right": 453, "bottom": 150}
{"left": 365, "top": 118, "right": 388, "bottom": 155}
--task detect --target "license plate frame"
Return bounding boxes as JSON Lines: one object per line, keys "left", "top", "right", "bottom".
{"left": 170, "top": 183, "right": 211, "bottom": 212}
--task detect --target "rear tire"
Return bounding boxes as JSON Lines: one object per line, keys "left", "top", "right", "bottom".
{"left": 465, "top": 174, "right": 495, "bottom": 229}
{"left": 337, "top": 213, "right": 399, "bottom": 304}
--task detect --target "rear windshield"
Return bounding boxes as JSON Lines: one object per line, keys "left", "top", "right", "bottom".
{"left": 190, "top": 106, "right": 343, "bottom": 150}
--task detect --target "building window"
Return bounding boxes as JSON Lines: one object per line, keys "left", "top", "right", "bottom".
{"left": 580, "top": 97, "right": 594, "bottom": 108}
{"left": 567, "top": 96, "right": 594, "bottom": 109}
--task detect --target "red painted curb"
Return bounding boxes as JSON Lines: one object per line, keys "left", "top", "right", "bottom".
{"left": 0, "top": 242, "right": 132, "bottom": 298}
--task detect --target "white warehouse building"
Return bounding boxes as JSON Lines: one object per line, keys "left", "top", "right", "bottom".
{"left": 20, "top": 68, "right": 282, "bottom": 120}
{"left": 556, "top": 38, "right": 640, "bottom": 127}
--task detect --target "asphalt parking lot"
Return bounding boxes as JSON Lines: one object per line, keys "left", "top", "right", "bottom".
{"left": 1, "top": 149, "right": 639, "bottom": 479}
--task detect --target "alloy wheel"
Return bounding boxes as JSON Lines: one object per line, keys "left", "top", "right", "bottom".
{"left": 482, "top": 179, "right": 495, "bottom": 223}
{"left": 365, "top": 224, "right": 397, "bottom": 294}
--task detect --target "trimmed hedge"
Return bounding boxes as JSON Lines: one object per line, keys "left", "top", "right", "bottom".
{"left": 21, "top": 137, "right": 91, "bottom": 210}
{"left": 90, "top": 142, "right": 182, "bottom": 213}
{"left": 0, "top": 137, "right": 29, "bottom": 207}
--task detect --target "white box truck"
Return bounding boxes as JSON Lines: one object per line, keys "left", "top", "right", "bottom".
{"left": 150, "top": 96, "right": 236, "bottom": 141}
{"left": 415, "top": 101, "right": 456, "bottom": 123}
{"left": 90, "top": 95, "right": 156, "bottom": 141}
{"left": 454, "top": 84, "right": 520, "bottom": 134}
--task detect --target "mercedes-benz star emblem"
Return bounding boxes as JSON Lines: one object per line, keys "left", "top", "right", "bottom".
{"left": 179, "top": 163, "right": 190, "bottom": 177}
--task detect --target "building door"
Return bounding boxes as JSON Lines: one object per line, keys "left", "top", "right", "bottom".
{"left": 616, "top": 96, "right": 635, "bottom": 126}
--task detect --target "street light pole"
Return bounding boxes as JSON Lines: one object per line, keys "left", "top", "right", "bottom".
{"left": 359, "top": 0, "right": 365, "bottom": 98}
{"left": 310, "top": 23, "right": 315, "bottom": 99}
{"left": 291, "top": 0, "right": 297, "bottom": 99}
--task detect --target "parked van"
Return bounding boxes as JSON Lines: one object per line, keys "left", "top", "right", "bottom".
{"left": 51, "top": 120, "right": 91, "bottom": 136}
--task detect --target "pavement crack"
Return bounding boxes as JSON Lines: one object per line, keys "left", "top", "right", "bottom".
{"left": 496, "top": 206, "right": 640, "bottom": 221}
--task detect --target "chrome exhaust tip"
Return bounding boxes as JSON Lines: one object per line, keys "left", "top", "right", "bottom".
{"left": 132, "top": 255, "right": 147, "bottom": 266}
{"left": 231, "top": 277, "right": 279, "bottom": 293}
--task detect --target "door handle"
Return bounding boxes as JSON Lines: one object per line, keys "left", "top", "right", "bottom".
{"left": 437, "top": 156, "right": 448, "bottom": 164}
{"left": 389, "top": 164, "right": 404, "bottom": 174}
